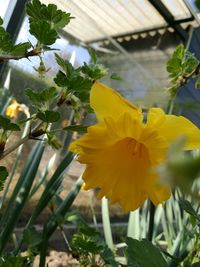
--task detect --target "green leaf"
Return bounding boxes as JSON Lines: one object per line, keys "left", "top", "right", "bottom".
{"left": 40, "top": 4, "right": 72, "bottom": 29}
{"left": 179, "top": 199, "right": 200, "bottom": 221}
{"left": 37, "top": 110, "right": 61, "bottom": 123}
{"left": 23, "top": 227, "right": 43, "bottom": 249}
{"left": 81, "top": 62, "right": 108, "bottom": 80}
{"left": 11, "top": 42, "right": 31, "bottom": 56}
{"left": 0, "top": 115, "right": 20, "bottom": 131}
{"left": 0, "top": 23, "right": 31, "bottom": 56}
{"left": 55, "top": 53, "right": 77, "bottom": 76}
{"left": 71, "top": 224, "right": 118, "bottom": 266}
{"left": 47, "top": 133, "right": 62, "bottom": 149}
{"left": 0, "top": 17, "right": 3, "bottom": 26}
{"left": 183, "top": 51, "right": 199, "bottom": 75}
{"left": 30, "top": 21, "right": 58, "bottom": 45}
{"left": 126, "top": 237, "right": 167, "bottom": 267}
{"left": 89, "top": 48, "right": 97, "bottom": 64}
{"left": 26, "top": 0, "right": 43, "bottom": 22}
{"left": 25, "top": 88, "right": 41, "bottom": 103}
{"left": 0, "top": 256, "right": 27, "bottom": 267}
{"left": 54, "top": 70, "right": 68, "bottom": 87}
{"left": 63, "top": 124, "right": 88, "bottom": 133}
{"left": 26, "top": 87, "right": 57, "bottom": 104}
{"left": 27, "top": 0, "right": 72, "bottom": 29}
{"left": 0, "top": 166, "right": 8, "bottom": 191}
{"left": 40, "top": 87, "right": 57, "bottom": 102}
{"left": 166, "top": 44, "right": 185, "bottom": 77}
{"left": 110, "top": 73, "right": 123, "bottom": 81}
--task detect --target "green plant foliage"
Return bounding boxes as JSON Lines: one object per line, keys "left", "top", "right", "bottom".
{"left": 36, "top": 110, "right": 61, "bottom": 123}
{"left": 71, "top": 224, "right": 118, "bottom": 267}
{"left": 25, "top": 87, "right": 57, "bottom": 106}
{"left": 0, "top": 23, "right": 31, "bottom": 57}
{"left": 110, "top": 72, "right": 123, "bottom": 81}
{"left": 54, "top": 54, "right": 92, "bottom": 101}
{"left": 23, "top": 227, "right": 43, "bottom": 253}
{"left": 81, "top": 62, "right": 108, "bottom": 80}
{"left": 30, "top": 21, "right": 58, "bottom": 46}
{"left": 62, "top": 124, "right": 88, "bottom": 133}
{"left": 27, "top": 0, "right": 72, "bottom": 46}
{"left": 167, "top": 44, "right": 199, "bottom": 96}
{"left": 126, "top": 237, "right": 167, "bottom": 267}
{"left": 167, "top": 138, "right": 200, "bottom": 193}
{"left": 0, "top": 166, "right": 8, "bottom": 191}
{"left": 179, "top": 199, "right": 200, "bottom": 222}
{"left": 26, "top": 0, "right": 72, "bottom": 29}
{"left": 0, "top": 115, "right": 20, "bottom": 131}
{"left": 46, "top": 133, "right": 62, "bottom": 149}
{"left": 88, "top": 48, "right": 97, "bottom": 64}
{"left": 0, "top": 256, "right": 27, "bottom": 267}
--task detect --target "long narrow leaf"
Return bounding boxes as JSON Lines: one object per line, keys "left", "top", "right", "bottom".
{"left": 127, "top": 209, "right": 140, "bottom": 239}
{"left": 28, "top": 151, "right": 74, "bottom": 225}
{"left": 101, "top": 197, "right": 114, "bottom": 250}
{"left": 45, "top": 176, "right": 83, "bottom": 238}
{"left": 0, "top": 142, "right": 45, "bottom": 253}
{"left": 0, "top": 141, "right": 44, "bottom": 226}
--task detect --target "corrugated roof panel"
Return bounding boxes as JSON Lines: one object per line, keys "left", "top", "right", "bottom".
{"left": 41, "top": 0, "right": 190, "bottom": 43}
{"left": 161, "top": 0, "right": 191, "bottom": 19}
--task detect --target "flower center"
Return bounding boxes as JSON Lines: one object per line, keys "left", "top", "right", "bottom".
{"left": 113, "top": 137, "right": 150, "bottom": 169}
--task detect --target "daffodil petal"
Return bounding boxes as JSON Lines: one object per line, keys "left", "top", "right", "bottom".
{"left": 148, "top": 180, "right": 171, "bottom": 206}
{"left": 156, "top": 114, "right": 200, "bottom": 150}
{"left": 90, "top": 82, "right": 142, "bottom": 122}
{"left": 147, "top": 108, "right": 165, "bottom": 127}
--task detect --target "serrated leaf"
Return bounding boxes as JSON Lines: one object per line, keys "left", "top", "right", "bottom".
{"left": 26, "top": 87, "right": 57, "bottom": 104}
{"left": 173, "top": 44, "right": 185, "bottom": 59}
{"left": 27, "top": 0, "right": 72, "bottom": 29}
{"left": 0, "top": 24, "right": 31, "bottom": 56}
{"left": 30, "top": 20, "right": 58, "bottom": 45}
{"left": 54, "top": 70, "right": 68, "bottom": 87}
{"left": 11, "top": 42, "right": 31, "bottom": 56}
{"left": 0, "top": 166, "right": 8, "bottom": 191}
{"left": 0, "top": 115, "right": 20, "bottom": 131}
{"left": 81, "top": 62, "right": 108, "bottom": 80}
{"left": 26, "top": 0, "right": 43, "bottom": 22}
{"left": 37, "top": 110, "right": 60, "bottom": 123}
{"left": 63, "top": 124, "right": 88, "bottom": 133}
{"left": 25, "top": 88, "right": 40, "bottom": 103}
{"left": 55, "top": 53, "right": 76, "bottom": 75}
{"left": 40, "top": 4, "right": 72, "bottom": 29}
{"left": 126, "top": 237, "right": 167, "bottom": 267}
{"left": 40, "top": 87, "right": 57, "bottom": 102}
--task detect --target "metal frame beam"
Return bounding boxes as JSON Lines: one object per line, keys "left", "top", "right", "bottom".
{"left": 85, "top": 16, "right": 193, "bottom": 44}
{"left": 148, "top": 0, "right": 190, "bottom": 41}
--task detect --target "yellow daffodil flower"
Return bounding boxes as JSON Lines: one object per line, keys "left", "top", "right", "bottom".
{"left": 70, "top": 82, "right": 200, "bottom": 212}
{"left": 6, "top": 100, "right": 21, "bottom": 119}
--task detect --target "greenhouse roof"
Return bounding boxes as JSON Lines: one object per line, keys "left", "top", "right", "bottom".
{"left": 41, "top": 0, "right": 193, "bottom": 43}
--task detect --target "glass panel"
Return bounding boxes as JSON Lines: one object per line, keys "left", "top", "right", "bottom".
{"left": 0, "top": 0, "right": 10, "bottom": 19}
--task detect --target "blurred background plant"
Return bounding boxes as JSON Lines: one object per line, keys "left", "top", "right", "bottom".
{"left": 0, "top": 0, "right": 200, "bottom": 267}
